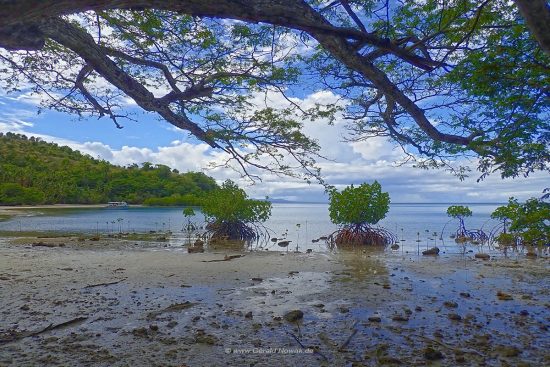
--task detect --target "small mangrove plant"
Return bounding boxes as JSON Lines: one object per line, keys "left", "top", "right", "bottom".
{"left": 201, "top": 180, "right": 271, "bottom": 245}
{"left": 327, "top": 181, "right": 395, "bottom": 247}
{"left": 182, "top": 207, "right": 198, "bottom": 245}
{"left": 446, "top": 205, "right": 487, "bottom": 244}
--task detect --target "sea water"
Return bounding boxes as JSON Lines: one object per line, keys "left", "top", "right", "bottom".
{"left": 0, "top": 203, "right": 503, "bottom": 252}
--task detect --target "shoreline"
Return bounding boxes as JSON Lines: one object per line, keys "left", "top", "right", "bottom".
{"left": 0, "top": 204, "right": 144, "bottom": 220}
{"left": 0, "top": 204, "right": 143, "bottom": 210}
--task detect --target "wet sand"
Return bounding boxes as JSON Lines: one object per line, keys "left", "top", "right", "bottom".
{"left": 0, "top": 238, "right": 548, "bottom": 366}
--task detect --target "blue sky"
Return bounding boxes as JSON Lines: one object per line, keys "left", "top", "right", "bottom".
{"left": 0, "top": 90, "right": 547, "bottom": 203}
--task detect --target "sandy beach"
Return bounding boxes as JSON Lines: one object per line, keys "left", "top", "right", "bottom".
{"left": 0, "top": 205, "right": 145, "bottom": 219}
{"left": 0, "top": 236, "right": 548, "bottom": 366}
{"left": 0, "top": 205, "right": 106, "bottom": 221}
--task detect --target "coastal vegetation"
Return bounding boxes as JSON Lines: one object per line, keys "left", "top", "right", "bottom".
{"left": 446, "top": 205, "right": 473, "bottom": 240}
{"left": 327, "top": 181, "right": 395, "bottom": 247}
{"left": 446, "top": 205, "right": 487, "bottom": 244}
{"left": 0, "top": 133, "right": 218, "bottom": 205}
{"left": 0, "top": 2, "right": 548, "bottom": 364}
{"left": 491, "top": 197, "right": 550, "bottom": 246}
{"left": 201, "top": 180, "right": 271, "bottom": 244}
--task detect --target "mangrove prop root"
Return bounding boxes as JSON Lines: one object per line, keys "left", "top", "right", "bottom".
{"left": 327, "top": 224, "right": 396, "bottom": 248}
{"left": 205, "top": 221, "right": 270, "bottom": 250}
{"left": 453, "top": 218, "right": 489, "bottom": 244}
{"left": 455, "top": 229, "right": 489, "bottom": 244}
{"left": 206, "top": 221, "right": 257, "bottom": 242}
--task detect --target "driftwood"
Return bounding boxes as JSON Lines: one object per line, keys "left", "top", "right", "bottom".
{"left": 412, "top": 333, "right": 485, "bottom": 357}
{"left": 338, "top": 321, "right": 359, "bottom": 351}
{"left": 201, "top": 254, "right": 245, "bottom": 263}
{"left": 83, "top": 278, "right": 126, "bottom": 288}
{"left": 146, "top": 301, "right": 196, "bottom": 320}
{"left": 286, "top": 331, "right": 328, "bottom": 362}
{"left": 0, "top": 317, "right": 88, "bottom": 344}
{"left": 31, "top": 242, "right": 57, "bottom": 247}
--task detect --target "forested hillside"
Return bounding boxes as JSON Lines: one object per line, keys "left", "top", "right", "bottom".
{"left": 0, "top": 132, "right": 218, "bottom": 205}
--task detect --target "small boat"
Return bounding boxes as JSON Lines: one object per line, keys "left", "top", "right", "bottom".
{"left": 106, "top": 201, "right": 129, "bottom": 208}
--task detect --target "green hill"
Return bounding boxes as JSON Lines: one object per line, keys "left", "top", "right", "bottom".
{"left": 0, "top": 132, "right": 218, "bottom": 205}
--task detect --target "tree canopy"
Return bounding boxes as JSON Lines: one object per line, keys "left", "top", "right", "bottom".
{"left": 0, "top": 0, "right": 548, "bottom": 181}
{"left": 446, "top": 205, "right": 473, "bottom": 220}
{"left": 328, "top": 181, "right": 390, "bottom": 225}
{"left": 201, "top": 179, "right": 271, "bottom": 225}
{"left": 492, "top": 197, "right": 550, "bottom": 246}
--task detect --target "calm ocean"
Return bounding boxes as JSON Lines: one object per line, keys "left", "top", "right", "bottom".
{"left": 0, "top": 203, "right": 503, "bottom": 252}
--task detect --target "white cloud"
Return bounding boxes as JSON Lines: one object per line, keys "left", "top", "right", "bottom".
{"left": 0, "top": 108, "right": 36, "bottom": 132}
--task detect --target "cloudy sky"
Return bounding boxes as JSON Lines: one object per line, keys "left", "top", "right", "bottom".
{"left": 0, "top": 89, "right": 547, "bottom": 203}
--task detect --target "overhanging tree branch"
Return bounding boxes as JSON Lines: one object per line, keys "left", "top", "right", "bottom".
{"left": 0, "top": 0, "right": 547, "bottom": 179}
{"left": 38, "top": 17, "right": 220, "bottom": 148}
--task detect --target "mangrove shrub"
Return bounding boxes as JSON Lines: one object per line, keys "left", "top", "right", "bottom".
{"left": 201, "top": 180, "right": 271, "bottom": 242}
{"left": 446, "top": 205, "right": 486, "bottom": 243}
{"left": 492, "top": 198, "right": 550, "bottom": 246}
{"left": 327, "top": 181, "right": 394, "bottom": 247}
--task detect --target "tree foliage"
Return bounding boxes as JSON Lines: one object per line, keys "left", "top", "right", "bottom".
{"left": 201, "top": 180, "right": 271, "bottom": 224}
{"left": 492, "top": 197, "right": 550, "bottom": 246}
{"left": 491, "top": 204, "right": 515, "bottom": 233}
{"left": 446, "top": 205, "right": 473, "bottom": 220}
{"left": 183, "top": 207, "right": 196, "bottom": 218}
{"left": 327, "top": 181, "right": 394, "bottom": 247}
{"left": 0, "top": 132, "right": 218, "bottom": 205}
{"left": 201, "top": 179, "right": 271, "bottom": 242}
{"left": 0, "top": 0, "right": 548, "bottom": 181}
{"left": 328, "top": 181, "right": 389, "bottom": 226}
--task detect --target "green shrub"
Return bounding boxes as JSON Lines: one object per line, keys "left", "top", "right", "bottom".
{"left": 201, "top": 180, "right": 271, "bottom": 242}
{"left": 327, "top": 181, "right": 394, "bottom": 247}
{"left": 492, "top": 197, "right": 550, "bottom": 246}
{"left": 328, "top": 181, "right": 390, "bottom": 226}
{"left": 446, "top": 205, "right": 472, "bottom": 219}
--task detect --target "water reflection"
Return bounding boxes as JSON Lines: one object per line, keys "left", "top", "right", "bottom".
{"left": 0, "top": 203, "right": 534, "bottom": 256}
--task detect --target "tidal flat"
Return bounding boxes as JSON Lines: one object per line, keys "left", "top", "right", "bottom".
{"left": 0, "top": 237, "right": 548, "bottom": 367}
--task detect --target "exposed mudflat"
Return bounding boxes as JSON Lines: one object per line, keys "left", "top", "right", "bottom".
{"left": 0, "top": 238, "right": 548, "bottom": 367}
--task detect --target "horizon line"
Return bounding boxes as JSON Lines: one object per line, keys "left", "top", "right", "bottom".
{"left": 264, "top": 200, "right": 507, "bottom": 205}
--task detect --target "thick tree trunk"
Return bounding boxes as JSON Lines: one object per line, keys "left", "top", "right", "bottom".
{"left": 514, "top": 0, "right": 550, "bottom": 56}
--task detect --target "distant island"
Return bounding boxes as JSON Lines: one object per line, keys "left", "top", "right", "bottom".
{"left": 0, "top": 132, "right": 218, "bottom": 206}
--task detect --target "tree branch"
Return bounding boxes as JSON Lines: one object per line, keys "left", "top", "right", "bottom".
{"left": 38, "top": 17, "right": 219, "bottom": 148}
{"left": 339, "top": 0, "right": 367, "bottom": 33}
